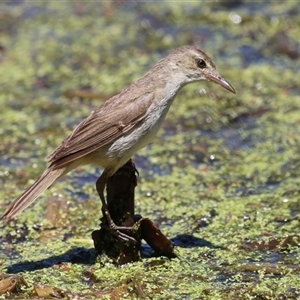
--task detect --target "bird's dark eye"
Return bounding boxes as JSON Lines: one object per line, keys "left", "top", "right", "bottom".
{"left": 197, "top": 59, "right": 206, "bottom": 69}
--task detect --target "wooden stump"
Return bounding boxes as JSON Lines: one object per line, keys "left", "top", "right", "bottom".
{"left": 92, "top": 159, "right": 176, "bottom": 265}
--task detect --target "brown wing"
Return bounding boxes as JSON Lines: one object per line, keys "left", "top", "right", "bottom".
{"left": 46, "top": 90, "right": 154, "bottom": 167}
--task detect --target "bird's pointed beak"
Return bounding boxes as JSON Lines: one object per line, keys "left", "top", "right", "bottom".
{"left": 205, "top": 70, "right": 236, "bottom": 94}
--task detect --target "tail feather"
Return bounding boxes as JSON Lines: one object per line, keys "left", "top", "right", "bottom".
{"left": 1, "top": 167, "right": 66, "bottom": 220}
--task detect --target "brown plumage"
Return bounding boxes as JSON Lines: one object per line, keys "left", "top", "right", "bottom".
{"left": 1, "top": 46, "right": 235, "bottom": 232}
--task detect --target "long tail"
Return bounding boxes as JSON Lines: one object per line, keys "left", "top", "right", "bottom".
{"left": 1, "top": 167, "right": 66, "bottom": 220}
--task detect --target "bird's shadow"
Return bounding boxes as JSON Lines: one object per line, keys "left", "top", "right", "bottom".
{"left": 171, "top": 234, "right": 225, "bottom": 249}
{"left": 6, "top": 247, "right": 97, "bottom": 274}
{"left": 6, "top": 234, "right": 223, "bottom": 274}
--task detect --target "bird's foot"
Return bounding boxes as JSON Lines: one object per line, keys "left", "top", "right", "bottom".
{"left": 102, "top": 210, "right": 136, "bottom": 243}
{"left": 108, "top": 221, "right": 136, "bottom": 243}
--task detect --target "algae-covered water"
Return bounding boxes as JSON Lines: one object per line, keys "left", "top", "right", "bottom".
{"left": 0, "top": 2, "right": 299, "bottom": 299}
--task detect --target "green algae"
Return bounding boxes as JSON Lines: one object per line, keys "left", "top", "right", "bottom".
{"left": 0, "top": 2, "right": 300, "bottom": 299}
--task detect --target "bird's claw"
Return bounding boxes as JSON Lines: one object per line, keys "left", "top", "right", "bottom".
{"left": 108, "top": 222, "right": 137, "bottom": 243}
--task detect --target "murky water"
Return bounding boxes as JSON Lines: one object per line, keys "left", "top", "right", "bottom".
{"left": 0, "top": 2, "right": 299, "bottom": 299}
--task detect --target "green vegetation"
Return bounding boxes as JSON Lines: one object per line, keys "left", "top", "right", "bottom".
{"left": 0, "top": 2, "right": 299, "bottom": 299}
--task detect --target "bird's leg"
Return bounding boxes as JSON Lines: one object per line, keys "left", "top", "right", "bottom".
{"left": 96, "top": 169, "right": 135, "bottom": 242}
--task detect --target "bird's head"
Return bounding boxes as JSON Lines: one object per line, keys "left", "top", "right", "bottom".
{"left": 166, "top": 45, "right": 236, "bottom": 94}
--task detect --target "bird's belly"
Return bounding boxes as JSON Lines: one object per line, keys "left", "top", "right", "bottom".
{"left": 85, "top": 98, "right": 173, "bottom": 173}
{"left": 106, "top": 102, "right": 170, "bottom": 171}
{"left": 109, "top": 115, "right": 162, "bottom": 159}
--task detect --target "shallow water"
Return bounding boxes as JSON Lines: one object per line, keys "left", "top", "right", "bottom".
{"left": 0, "top": 2, "right": 300, "bottom": 299}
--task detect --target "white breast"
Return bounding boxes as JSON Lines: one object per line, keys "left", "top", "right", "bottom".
{"left": 99, "top": 77, "right": 183, "bottom": 172}
{"left": 106, "top": 95, "right": 176, "bottom": 171}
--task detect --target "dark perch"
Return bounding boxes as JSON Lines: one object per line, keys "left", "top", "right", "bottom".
{"left": 92, "top": 160, "right": 176, "bottom": 265}
{"left": 92, "top": 160, "right": 140, "bottom": 264}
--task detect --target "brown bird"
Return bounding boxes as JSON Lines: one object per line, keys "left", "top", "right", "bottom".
{"left": 1, "top": 45, "right": 235, "bottom": 239}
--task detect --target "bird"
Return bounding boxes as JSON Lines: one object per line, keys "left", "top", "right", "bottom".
{"left": 1, "top": 45, "right": 235, "bottom": 239}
